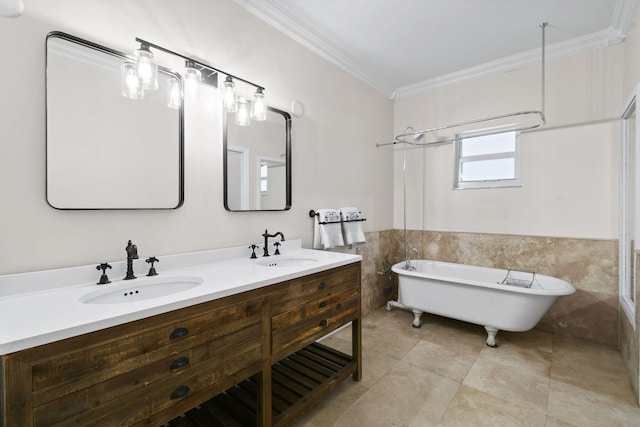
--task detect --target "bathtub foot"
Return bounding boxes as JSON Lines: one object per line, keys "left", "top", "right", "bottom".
{"left": 386, "top": 300, "right": 407, "bottom": 311}
{"left": 411, "top": 309, "right": 423, "bottom": 328}
{"left": 484, "top": 326, "right": 499, "bottom": 348}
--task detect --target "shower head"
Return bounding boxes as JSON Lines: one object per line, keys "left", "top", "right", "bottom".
{"left": 396, "top": 127, "right": 425, "bottom": 145}
{"left": 413, "top": 132, "right": 425, "bottom": 143}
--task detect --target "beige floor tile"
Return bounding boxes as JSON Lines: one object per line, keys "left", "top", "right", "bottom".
{"left": 477, "top": 339, "right": 552, "bottom": 378}
{"left": 547, "top": 379, "right": 640, "bottom": 427}
{"left": 544, "top": 416, "right": 581, "bottom": 427}
{"left": 319, "top": 334, "right": 400, "bottom": 389}
{"left": 402, "top": 340, "right": 477, "bottom": 382}
{"left": 286, "top": 380, "right": 369, "bottom": 427}
{"left": 440, "top": 385, "right": 546, "bottom": 427}
{"left": 297, "top": 308, "right": 639, "bottom": 427}
{"left": 463, "top": 357, "right": 550, "bottom": 411}
{"left": 360, "top": 320, "right": 421, "bottom": 360}
{"left": 332, "top": 361, "right": 459, "bottom": 427}
{"left": 551, "top": 336, "right": 636, "bottom": 405}
{"left": 416, "top": 315, "right": 488, "bottom": 355}
{"left": 497, "top": 328, "right": 554, "bottom": 353}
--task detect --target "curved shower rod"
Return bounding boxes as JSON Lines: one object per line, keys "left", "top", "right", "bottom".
{"left": 377, "top": 23, "right": 548, "bottom": 148}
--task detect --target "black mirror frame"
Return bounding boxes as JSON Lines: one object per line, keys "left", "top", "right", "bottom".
{"left": 223, "top": 106, "right": 292, "bottom": 212}
{"left": 45, "top": 31, "right": 185, "bottom": 210}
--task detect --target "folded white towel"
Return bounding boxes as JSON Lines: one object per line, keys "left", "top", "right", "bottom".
{"left": 313, "top": 209, "right": 344, "bottom": 250}
{"left": 339, "top": 207, "right": 366, "bottom": 248}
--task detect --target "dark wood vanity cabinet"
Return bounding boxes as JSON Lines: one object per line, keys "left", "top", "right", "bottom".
{"left": 0, "top": 262, "right": 361, "bottom": 427}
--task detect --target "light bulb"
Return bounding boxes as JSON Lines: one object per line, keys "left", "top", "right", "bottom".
{"left": 250, "top": 88, "right": 266, "bottom": 121}
{"left": 183, "top": 61, "right": 202, "bottom": 97}
{"left": 235, "top": 97, "right": 251, "bottom": 126}
{"left": 121, "top": 62, "right": 144, "bottom": 100}
{"left": 167, "top": 77, "right": 182, "bottom": 109}
{"left": 223, "top": 76, "right": 237, "bottom": 112}
{"left": 134, "top": 45, "right": 158, "bottom": 90}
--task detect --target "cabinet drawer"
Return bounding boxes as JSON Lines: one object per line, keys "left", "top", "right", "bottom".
{"left": 33, "top": 322, "right": 263, "bottom": 426}
{"left": 271, "top": 264, "right": 359, "bottom": 315}
{"left": 24, "top": 294, "right": 263, "bottom": 407}
{"left": 272, "top": 295, "right": 359, "bottom": 358}
{"left": 272, "top": 286, "right": 359, "bottom": 331}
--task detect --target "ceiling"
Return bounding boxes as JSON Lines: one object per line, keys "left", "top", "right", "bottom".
{"left": 234, "top": 0, "right": 638, "bottom": 99}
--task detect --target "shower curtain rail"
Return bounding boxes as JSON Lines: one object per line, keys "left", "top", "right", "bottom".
{"left": 376, "top": 110, "right": 546, "bottom": 148}
{"left": 378, "top": 23, "right": 548, "bottom": 149}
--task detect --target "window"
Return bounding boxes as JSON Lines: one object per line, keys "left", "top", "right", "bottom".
{"left": 260, "top": 162, "right": 268, "bottom": 193}
{"left": 454, "top": 130, "right": 520, "bottom": 189}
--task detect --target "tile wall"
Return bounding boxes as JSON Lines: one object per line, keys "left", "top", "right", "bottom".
{"left": 358, "top": 229, "right": 619, "bottom": 347}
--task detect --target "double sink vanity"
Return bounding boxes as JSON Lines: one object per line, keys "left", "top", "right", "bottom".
{"left": 0, "top": 240, "right": 362, "bottom": 426}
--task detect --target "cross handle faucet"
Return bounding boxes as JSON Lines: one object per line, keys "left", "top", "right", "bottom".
{"left": 262, "top": 229, "right": 285, "bottom": 257}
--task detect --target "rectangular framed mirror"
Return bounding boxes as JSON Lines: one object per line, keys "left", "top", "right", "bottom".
{"left": 46, "top": 32, "right": 184, "bottom": 209}
{"left": 223, "top": 107, "right": 291, "bottom": 211}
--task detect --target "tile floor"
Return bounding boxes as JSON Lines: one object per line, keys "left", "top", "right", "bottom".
{"left": 289, "top": 307, "right": 640, "bottom": 427}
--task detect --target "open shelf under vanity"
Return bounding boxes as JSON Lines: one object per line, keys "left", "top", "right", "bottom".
{"left": 166, "top": 342, "right": 357, "bottom": 427}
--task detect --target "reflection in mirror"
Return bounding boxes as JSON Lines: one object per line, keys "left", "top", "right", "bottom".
{"left": 46, "top": 32, "right": 183, "bottom": 209}
{"left": 224, "top": 107, "right": 291, "bottom": 211}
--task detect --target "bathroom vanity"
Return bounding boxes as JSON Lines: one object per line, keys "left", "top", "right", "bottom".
{"left": 0, "top": 242, "right": 361, "bottom": 426}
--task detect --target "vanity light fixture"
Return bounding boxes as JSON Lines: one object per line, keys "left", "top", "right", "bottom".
{"left": 124, "top": 37, "right": 267, "bottom": 124}
{"left": 251, "top": 87, "right": 267, "bottom": 121}
{"left": 235, "top": 97, "right": 251, "bottom": 126}
{"left": 183, "top": 60, "right": 202, "bottom": 97}
{"left": 121, "top": 61, "right": 144, "bottom": 100}
{"left": 133, "top": 43, "right": 158, "bottom": 90}
{"left": 223, "top": 76, "right": 238, "bottom": 112}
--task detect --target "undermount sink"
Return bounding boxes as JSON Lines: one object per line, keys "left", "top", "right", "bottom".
{"left": 256, "top": 257, "right": 319, "bottom": 268}
{"left": 80, "top": 276, "right": 204, "bottom": 304}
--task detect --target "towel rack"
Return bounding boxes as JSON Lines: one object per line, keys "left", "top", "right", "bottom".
{"left": 309, "top": 210, "right": 367, "bottom": 225}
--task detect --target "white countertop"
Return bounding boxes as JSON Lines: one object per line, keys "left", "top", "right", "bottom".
{"left": 0, "top": 240, "right": 361, "bottom": 355}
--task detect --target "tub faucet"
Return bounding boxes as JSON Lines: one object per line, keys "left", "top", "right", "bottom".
{"left": 262, "top": 229, "right": 285, "bottom": 257}
{"left": 405, "top": 247, "right": 419, "bottom": 271}
{"left": 124, "top": 240, "right": 139, "bottom": 280}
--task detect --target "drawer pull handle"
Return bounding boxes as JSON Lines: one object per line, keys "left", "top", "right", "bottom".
{"left": 170, "top": 357, "right": 190, "bottom": 370}
{"left": 319, "top": 319, "right": 328, "bottom": 327}
{"left": 319, "top": 301, "right": 328, "bottom": 308}
{"left": 170, "top": 327, "right": 189, "bottom": 340}
{"left": 171, "top": 385, "right": 190, "bottom": 400}
{"left": 317, "top": 281, "right": 327, "bottom": 290}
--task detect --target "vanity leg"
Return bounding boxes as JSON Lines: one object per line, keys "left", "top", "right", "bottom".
{"left": 352, "top": 317, "right": 362, "bottom": 381}
{"left": 258, "top": 301, "right": 272, "bottom": 427}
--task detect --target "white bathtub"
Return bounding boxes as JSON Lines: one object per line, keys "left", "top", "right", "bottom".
{"left": 389, "top": 260, "right": 575, "bottom": 347}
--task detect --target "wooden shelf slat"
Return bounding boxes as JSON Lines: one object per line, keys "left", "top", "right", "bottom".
{"left": 172, "top": 342, "right": 355, "bottom": 426}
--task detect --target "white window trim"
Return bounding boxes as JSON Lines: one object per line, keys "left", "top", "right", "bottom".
{"left": 620, "top": 86, "right": 638, "bottom": 328}
{"left": 454, "top": 130, "right": 521, "bottom": 190}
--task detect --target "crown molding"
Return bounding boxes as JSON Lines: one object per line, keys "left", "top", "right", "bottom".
{"left": 232, "top": 0, "right": 395, "bottom": 96}
{"left": 393, "top": 27, "right": 624, "bottom": 100}
{"left": 612, "top": 0, "right": 639, "bottom": 36}
{"left": 235, "top": 0, "right": 638, "bottom": 101}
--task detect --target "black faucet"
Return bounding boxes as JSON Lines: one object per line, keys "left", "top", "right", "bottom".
{"left": 96, "top": 263, "right": 112, "bottom": 285}
{"left": 124, "top": 240, "right": 139, "bottom": 280}
{"left": 262, "top": 229, "right": 285, "bottom": 257}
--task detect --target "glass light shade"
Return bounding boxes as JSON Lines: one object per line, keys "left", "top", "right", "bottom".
{"left": 183, "top": 62, "right": 202, "bottom": 97}
{"left": 235, "top": 97, "right": 251, "bottom": 126}
{"left": 167, "top": 77, "right": 182, "bottom": 109}
{"left": 250, "top": 89, "right": 267, "bottom": 121}
{"left": 121, "top": 61, "right": 144, "bottom": 100}
{"left": 223, "top": 77, "right": 237, "bottom": 112}
{"left": 134, "top": 47, "right": 158, "bottom": 90}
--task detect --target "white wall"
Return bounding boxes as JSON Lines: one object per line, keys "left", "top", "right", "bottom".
{"left": 0, "top": 0, "right": 393, "bottom": 275}
{"left": 393, "top": 44, "right": 623, "bottom": 239}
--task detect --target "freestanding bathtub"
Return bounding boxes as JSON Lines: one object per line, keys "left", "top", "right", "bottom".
{"left": 389, "top": 259, "right": 575, "bottom": 347}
